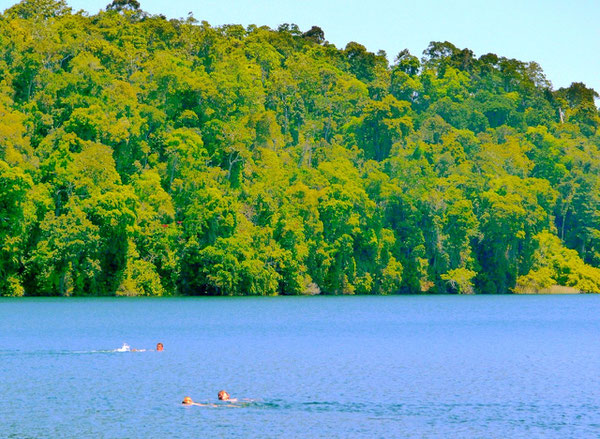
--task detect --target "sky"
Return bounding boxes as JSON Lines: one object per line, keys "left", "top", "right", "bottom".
{"left": 2, "top": 0, "right": 599, "bottom": 94}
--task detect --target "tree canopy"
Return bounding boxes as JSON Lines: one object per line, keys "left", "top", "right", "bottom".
{"left": 1, "top": 0, "right": 600, "bottom": 296}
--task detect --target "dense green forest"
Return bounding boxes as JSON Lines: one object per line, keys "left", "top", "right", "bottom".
{"left": 2, "top": 0, "right": 600, "bottom": 296}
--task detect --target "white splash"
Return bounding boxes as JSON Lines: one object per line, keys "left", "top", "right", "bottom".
{"left": 115, "top": 343, "right": 131, "bottom": 352}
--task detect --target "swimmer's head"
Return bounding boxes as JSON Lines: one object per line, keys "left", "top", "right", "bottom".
{"left": 156, "top": 343, "right": 163, "bottom": 351}
{"left": 218, "top": 390, "right": 230, "bottom": 401}
{"left": 182, "top": 396, "right": 193, "bottom": 405}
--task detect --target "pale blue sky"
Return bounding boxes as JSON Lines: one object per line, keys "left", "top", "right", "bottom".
{"left": 2, "top": 0, "right": 599, "bottom": 94}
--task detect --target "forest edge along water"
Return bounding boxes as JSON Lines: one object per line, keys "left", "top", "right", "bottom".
{"left": 2, "top": 2, "right": 600, "bottom": 299}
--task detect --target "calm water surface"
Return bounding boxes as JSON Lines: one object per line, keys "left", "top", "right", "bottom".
{"left": 1, "top": 295, "right": 599, "bottom": 438}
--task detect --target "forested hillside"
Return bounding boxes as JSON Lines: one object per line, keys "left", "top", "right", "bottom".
{"left": 2, "top": 0, "right": 600, "bottom": 296}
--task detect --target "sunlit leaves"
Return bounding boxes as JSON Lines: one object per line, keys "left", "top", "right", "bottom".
{"left": 1, "top": 7, "right": 600, "bottom": 297}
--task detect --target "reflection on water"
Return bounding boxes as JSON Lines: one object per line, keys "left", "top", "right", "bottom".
{"left": 1, "top": 295, "right": 599, "bottom": 438}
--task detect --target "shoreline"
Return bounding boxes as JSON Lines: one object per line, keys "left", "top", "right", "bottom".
{"left": 0, "top": 292, "right": 591, "bottom": 299}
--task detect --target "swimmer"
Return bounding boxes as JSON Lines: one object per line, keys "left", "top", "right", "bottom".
{"left": 182, "top": 396, "right": 217, "bottom": 407}
{"left": 218, "top": 390, "right": 237, "bottom": 402}
{"left": 156, "top": 342, "right": 164, "bottom": 351}
{"left": 181, "top": 392, "right": 253, "bottom": 408}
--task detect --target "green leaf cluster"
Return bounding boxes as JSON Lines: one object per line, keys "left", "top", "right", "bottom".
{"left": 1, "top": 1, "right": 600, "bottom": 295}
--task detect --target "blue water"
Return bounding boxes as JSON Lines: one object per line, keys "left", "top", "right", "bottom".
{"left": 1, "top": 295, "right": 599, "bottom": 438}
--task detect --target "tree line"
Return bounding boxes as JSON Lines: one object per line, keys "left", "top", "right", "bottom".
{"left": 1, "top": 0, "right": 600, "bottom": 296}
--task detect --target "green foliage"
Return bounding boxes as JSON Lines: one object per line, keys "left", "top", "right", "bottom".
{"left": 1, "top": 3, "right": 600, "bottom": 296}
{"left": 441, "top": 268, "right": 477, "bottom": 294}
{"left": 0, "top": 160, "right": 35, "bottom": 295}
{"left": 516, "top": 231, "right": 600, "bottom": 293}
{"left": 4, "top": 0, "right": 71, "bottom": 20}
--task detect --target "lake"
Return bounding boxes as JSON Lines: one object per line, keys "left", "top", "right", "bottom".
{"left": 1, "top": 295, "right": 599, "bottom": 438}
